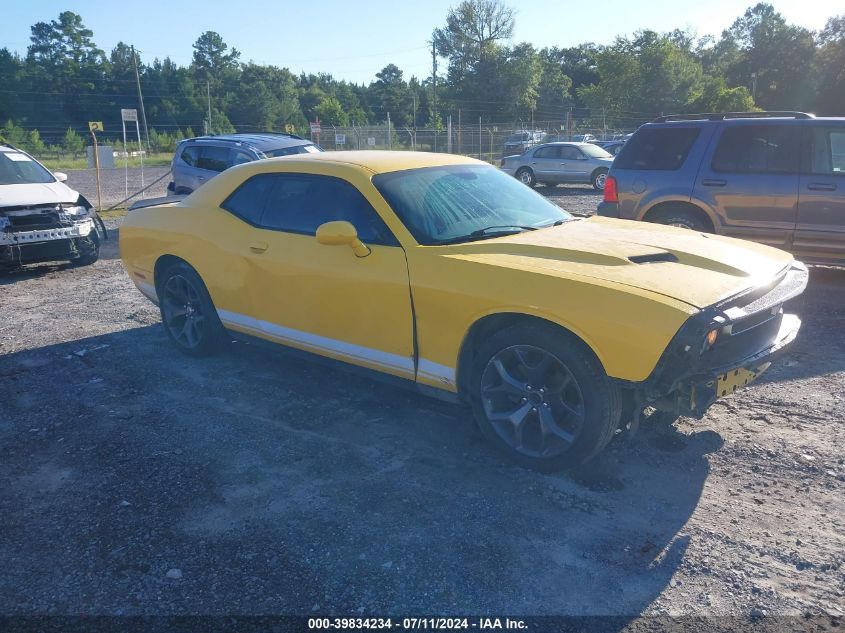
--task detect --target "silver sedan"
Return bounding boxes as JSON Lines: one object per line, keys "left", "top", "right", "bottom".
{"left": 501, "top": 142, "right": 614, "bottom": 190}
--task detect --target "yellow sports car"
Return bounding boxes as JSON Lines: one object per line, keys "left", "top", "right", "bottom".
{"left": 120, "top": 151, "right": 807, "bottom": 470}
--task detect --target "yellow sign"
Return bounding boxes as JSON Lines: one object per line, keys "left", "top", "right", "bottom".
{"left": 284, "top": 124, "right": 295, "bottom": 134}
{"left": 88, "top": 121, "right": 104, "bottom": 132}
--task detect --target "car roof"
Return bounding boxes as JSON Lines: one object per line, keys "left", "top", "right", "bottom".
{"left": 262, "top": 150, "right": 485, "bottom": 174}
{"left": 537, "top": 141, "right": 592, "bottom": 147}
{"left": 183, "top": 133, "right": 310, "bottom": 151}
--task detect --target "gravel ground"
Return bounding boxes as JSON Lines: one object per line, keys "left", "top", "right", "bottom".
{"left": 0, "top": 216, "right": 843, "bottom": 628}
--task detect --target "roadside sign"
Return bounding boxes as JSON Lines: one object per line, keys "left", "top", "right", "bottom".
{"left": 335, "top": 134, "right": 346, "bottom": 145}
{"left": 121, "top": 108, "right": 138, "bottom": 122}
{"left": 367, "top": 137, "right": 376, "bottom": 146}
{"left": 310, "top": 122, "right": 321, "bottom": 134}
{"left": 284, "top": 124, "right": 295, "bottom": 134}
{"left": 88, "top": 121, "right": 103, "bottom": 132}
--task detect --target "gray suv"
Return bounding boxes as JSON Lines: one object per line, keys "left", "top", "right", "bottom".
{"left": 598, "top": 112, "right": 845, "bottom": 265}
{"left": 168, "top": 133, "right": 321, "bottom": 194}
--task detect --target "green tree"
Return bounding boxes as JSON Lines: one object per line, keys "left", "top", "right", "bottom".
{"left": 313, "top": 96, "right": 348, "bottom": 126}
{"left": 370, "top": 64, "right": 410, "bottom": 124}
{"left": 719, "top": 3, "right": 816, "bottom": 109}
{"left": 62, "top": 128, "right": 83, "bottom": 156}
{"left": 814, "top": 15, "right": 845, "bottom": 115}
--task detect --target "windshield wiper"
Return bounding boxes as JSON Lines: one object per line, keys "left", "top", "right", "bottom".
{"left": 469, "top": 224, "right": 538, "bottom": 237}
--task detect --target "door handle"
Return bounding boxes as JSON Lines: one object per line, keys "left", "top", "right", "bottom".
{"left": 198, "top": 176, "right": 207, "bottom": 181}
{"left": 249, "top": 241, "right": 268, "bottom": 253}
{"left": 701, "top": 179, "right": 727, "bottom": 187}
{"left": 808, "top": 182, "right": 836, "bottom": 191}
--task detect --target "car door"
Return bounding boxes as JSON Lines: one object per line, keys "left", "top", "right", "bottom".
{"left": 174, "top": 144, "right": 204, "bottom": 193}
{"left": 694, "top": 123, "right": 800, "bottom": 250}
{"left": 223, "top": 172, "right": 416, "bottom": 379}
{"left": 794, "top": 123, "right": 845, "bottom": 264}
{"left": 530, "top": 146, "right": 561, "bottom": 183}
{"left": 558, "top": 145, "right": 590, "bottom": 182}
{"left": 194, "top": 145, "right": 232, "bottom": 189}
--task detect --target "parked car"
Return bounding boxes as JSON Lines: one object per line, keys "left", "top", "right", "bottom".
{"left": 502, "top": 131, "right": 546, "bottom": 157}
{"left": 501, "top": 142, "right": 615, "bottom": 190}
{"left": 598, "top": 111, "right": 845, "bottom": 265}
{"left": 0, "top": 144, "right": 102, "bottom": 270}
{"left": 594, "top": 140, "right": 626, "bottom": 156}
{"left": 168, "top": 133, "right": 322, "bottom": 194}
{"left": 547, "top": 133, "right": 597, "bottom": 144}
{"left": 121, "top": 151, "right": 807, "bottom": 471}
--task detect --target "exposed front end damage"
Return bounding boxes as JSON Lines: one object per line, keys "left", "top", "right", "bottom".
{"left": 0, "top": 202, "right": 101, "bottom": 269}
{"left": 623, "top": 261, "right": 809, "bottom": 429}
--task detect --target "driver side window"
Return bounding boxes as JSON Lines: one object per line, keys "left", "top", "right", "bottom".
{"left": 222, "top": 173, "right": 398, "bottom": 246}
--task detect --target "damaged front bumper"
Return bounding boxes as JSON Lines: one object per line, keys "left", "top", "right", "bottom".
{"left": 630, "top": 261, "right": 808, "bottom": 420}
{"left": 0, "top": 204, "right": 97, "bottom": 266}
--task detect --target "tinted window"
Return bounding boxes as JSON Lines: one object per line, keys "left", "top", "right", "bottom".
{"left": 533, "top": 146, "right": 558, "bottom": 159}
{"left": 221, "top": 174, "right": 276, "bottom": 225}
{"left": 806, "top": 127, "right": 845, "bottom": 175}
{"left": 180, "top": 145, "right": 199, "bottom": 167}
{"left": 260, "top": 175, "right": 394, "bottom": 243}
{"left": 197, "top": 146, "right": 230, "bottom": 172}
{"left": 231, "top": 150, "right": 253, "bottom": 166}
{"left": 559, "top": 146, "right": 584, "bottom": 160}
{"left": 712, "top": 125, "right": 800, "bottom": 174}
{"left": 614, "top": 127, "right": 700, "bottom": 171}
{"left": 264, "top": 144, "right": 321, "bottom": 157}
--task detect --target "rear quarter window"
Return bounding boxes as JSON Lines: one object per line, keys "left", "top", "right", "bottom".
{"left": 614, "top": 127, "right": 701, "bottom": 171}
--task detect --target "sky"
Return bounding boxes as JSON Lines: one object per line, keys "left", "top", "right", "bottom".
{"left": 0, "top": 0, "right": 837, "bottom": 84}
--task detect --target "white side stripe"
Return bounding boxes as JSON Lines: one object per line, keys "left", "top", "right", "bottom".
{"left": 417, "top": 359, "right": 456, "bottom": 385}
{"left": 217, "top": 308, "right": 416, "bottom": 375}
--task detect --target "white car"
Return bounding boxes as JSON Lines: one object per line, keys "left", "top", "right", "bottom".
{"left": 0, "top": 145, "right": 102, "bottom": 270}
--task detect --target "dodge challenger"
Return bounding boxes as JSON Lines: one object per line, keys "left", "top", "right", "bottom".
{"left": 120, "top": 151, "right": 807, "bottom": 470}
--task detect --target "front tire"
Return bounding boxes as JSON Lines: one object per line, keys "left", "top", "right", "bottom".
{"left": 515, "top": 167, "right": 536, "bottom": 188}
{"left": 71, "top": 234, "right": 99, "bottom": 267}
{"left": 157, "top": 262, "right": 227, "bottom": 356}
{"left": 470, "top": 322, "right": 621, "bottom": 471}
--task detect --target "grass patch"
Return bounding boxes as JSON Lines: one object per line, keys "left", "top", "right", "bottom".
{"left": 35, "top": 153, "right": 173, "bottom": 171}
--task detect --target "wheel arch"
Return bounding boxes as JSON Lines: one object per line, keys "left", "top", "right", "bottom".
{"left": 589, "top": 166, "right": 609, "bottom": 181}
{"left": 153, "top": 254, "right": 195, "bottom": 292}
{"left": 640, "top": 200, "right": 717, "bottom": 233}
{"left": 455, "top": 311, "right": 608, "bottom": 401}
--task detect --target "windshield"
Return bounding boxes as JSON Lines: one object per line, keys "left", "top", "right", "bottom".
{"left": 373, "top": 164, "right": 571, "bottom": 245}
{"left": 580, "top": 144, "right": 613, "bottom": 158}
{"left": 265, "top": 144, "right": 322, "bottom": 158}
{"left": 0, "top": 150, "right": 56, "bottom": 185}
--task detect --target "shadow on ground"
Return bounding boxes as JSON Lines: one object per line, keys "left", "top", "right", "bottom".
{"left": 0, "top": 325, "right": 722, "bottom": 620}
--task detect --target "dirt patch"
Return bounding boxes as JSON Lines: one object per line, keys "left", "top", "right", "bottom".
{"left": 0, "top": 218, "right": 842, "bottom": 620}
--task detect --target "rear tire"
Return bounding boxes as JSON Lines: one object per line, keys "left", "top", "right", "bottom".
{"left": 157, "top": 261, "right": 227, "bottom": 356}
{"left": 470, "top": 322, "right": 621, "bottom": 472}
{"left": 515, "top": 167, "right": 536, "bottom": 188}
{"left": 592, "top": 169, "right": 608, "bottom": 191}
{"left": 648, "top": 206, "right": 713, "bottom": 232}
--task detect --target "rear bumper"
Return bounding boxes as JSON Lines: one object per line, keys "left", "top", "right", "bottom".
{"left": 597, "top": 201, "right": 620, "bottom": 218}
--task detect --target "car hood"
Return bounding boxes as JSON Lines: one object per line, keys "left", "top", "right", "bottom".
{"left": 0, "top": 181, "right": 80, "bottom": 209}
{"left": 442, "top": 216, "right": 794, "bottom": 309}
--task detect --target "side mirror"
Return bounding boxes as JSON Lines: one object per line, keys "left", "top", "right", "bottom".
{"left": 316, "top": 220, "right": 371, "bottom": 258}
{"left": 53, "top": 172, "right": 68, "bottom": 182}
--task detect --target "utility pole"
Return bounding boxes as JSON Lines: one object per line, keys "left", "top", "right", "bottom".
{"left": 206, "top": 81, "right": 213, "bottom": 136}
{"left": 412, "top": 94, "right": 417, "bottom": 150}
{"left": 387, "top": 112, "right": 392, "bottom": 149}
{"left": 131, "top": 45, "right": 150, "bottom": 150}
{"left": 431, "top": 39, "right": 437, "bottom": 152}
{"left": 751, "top": 72, "right": 758, "bottom": 103}
{"left": 458, "top": 109, "right": 462, "bottom": 154}
{"left": 478, "top": 116, "right": 482, "bottom": 160}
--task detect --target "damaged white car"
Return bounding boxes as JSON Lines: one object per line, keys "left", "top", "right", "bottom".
{"left": 1, "top": 144, "right": 105, "bottom": 271}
